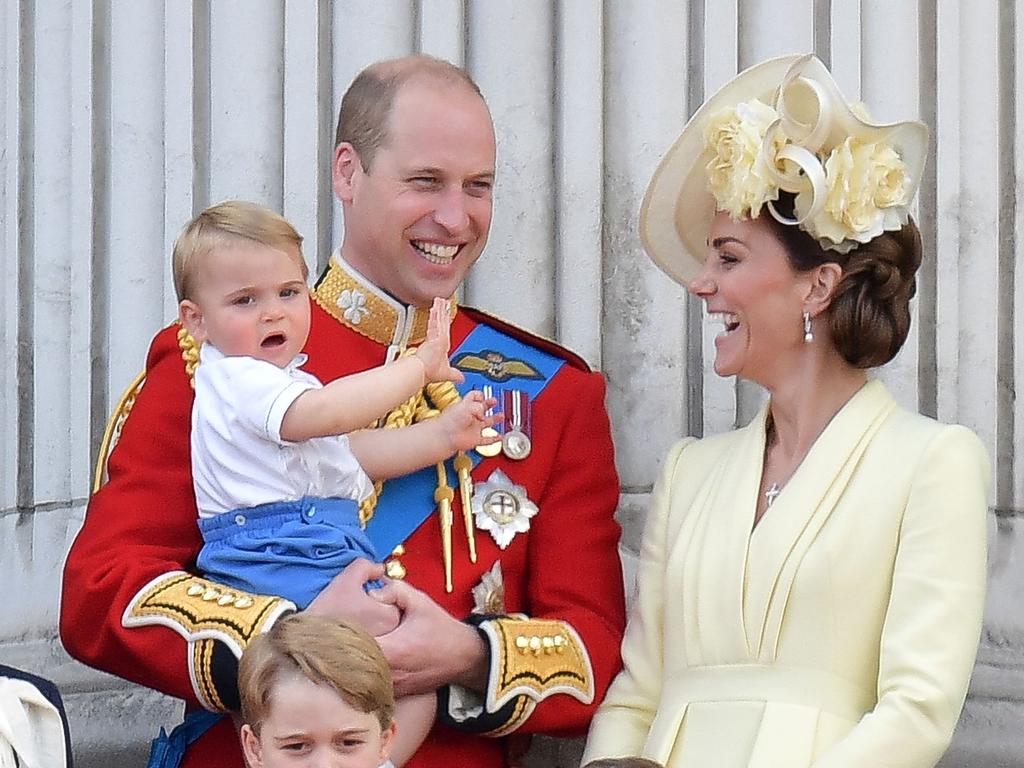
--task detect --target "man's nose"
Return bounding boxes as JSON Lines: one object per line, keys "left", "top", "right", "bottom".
{"left": 434, "top": 187, "right": 471, "bottom": 234}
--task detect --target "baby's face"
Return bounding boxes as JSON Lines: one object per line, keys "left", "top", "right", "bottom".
{"left": 183, "top": 241, "right": 310, "bottom": 368}
{"left": 241, "top": 673, "right": 394, "bottom": 768}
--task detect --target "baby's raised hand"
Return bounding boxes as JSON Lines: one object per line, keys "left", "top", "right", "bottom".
{"left": 416, "top": 297, "right": 465, "bottom": 384}
{"left": 441, "top": 390, "right": 500, "bottom": 453}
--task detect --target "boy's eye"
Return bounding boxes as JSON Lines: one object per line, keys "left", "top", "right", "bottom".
{"left": 281, "top": 287, "right": 299, "bottom": 298}
{"left": 232, "top": 295, "right": 254, "bottom": 306}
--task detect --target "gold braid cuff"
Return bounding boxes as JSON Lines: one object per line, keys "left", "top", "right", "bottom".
{"left": 123, "top": 571, "right": 295, "bottom": 708}
{"left": 477, "top": 616, "right": 595, "bottom": 733}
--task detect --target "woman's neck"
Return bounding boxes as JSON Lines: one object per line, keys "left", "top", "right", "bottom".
{"left": 765, "top": 359, "right": 867, "bottom": 462}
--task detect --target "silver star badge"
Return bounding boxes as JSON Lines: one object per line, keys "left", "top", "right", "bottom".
{"left": 472, "top": 469, "right": 538, "bottom": 550}
{"left": 471, "top": 561, "right": 506, "bottom": 615}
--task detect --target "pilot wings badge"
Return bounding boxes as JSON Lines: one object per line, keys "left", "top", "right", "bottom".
{"left": 452, "top": 349, "right": 543, "bottom": 383}
{"left": 471, "top": 469, "right": 538, "bottom": 550}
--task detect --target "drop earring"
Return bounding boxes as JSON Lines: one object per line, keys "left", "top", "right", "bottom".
{"left": 803, "top": 311, "right": 813, "bottom": 343}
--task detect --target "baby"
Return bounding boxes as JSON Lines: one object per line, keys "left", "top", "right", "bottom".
{"left": 173, "top": 200, "right": 496, "bottom": 764}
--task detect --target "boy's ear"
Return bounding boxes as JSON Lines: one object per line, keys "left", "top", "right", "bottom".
{"left": 379, "top": 721, "right": 397, "bottom": 763}
{"left": 178, "top": 299, "right": 206, "bottom": 343}
{"left": 240, "top": 724, "right": 263, "bottom": 768}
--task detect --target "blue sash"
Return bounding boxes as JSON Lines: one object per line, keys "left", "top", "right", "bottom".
{"left": 365, "top": 322, "right": 565, "bottom": 555}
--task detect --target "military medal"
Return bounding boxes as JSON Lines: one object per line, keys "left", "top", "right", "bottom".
{"left": 472, "top": 469, "right": 538, "bottom": 549}
{"left": 501, "top": 389, "right": 532, "bottom": 460}
{"left": 476, "top": 385, "right": 503, "bottom": 457}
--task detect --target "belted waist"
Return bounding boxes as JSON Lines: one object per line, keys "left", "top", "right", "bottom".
{"left": 666, "top": 664, "right": 874, "bottom": 722}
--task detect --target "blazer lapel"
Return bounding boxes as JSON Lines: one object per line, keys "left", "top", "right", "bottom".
{"left": 681, "top": 414, "right": 767, "bottom": 663}
{"left": 744, "top": 379, "right": 896, "bottom": 660}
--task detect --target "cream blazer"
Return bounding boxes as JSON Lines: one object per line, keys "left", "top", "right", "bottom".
{"left": 584, "top": 380, "right": 989, "bottom": 768}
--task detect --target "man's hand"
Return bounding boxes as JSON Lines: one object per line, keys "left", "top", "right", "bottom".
{"left": 416, "top": 298, "right": 465, "bottom": 384}
{"left": 305, "top": 558, "right": 401, "bottom": 636}
{"left": 372, "top": 580, "right": 488, "bottom": 697}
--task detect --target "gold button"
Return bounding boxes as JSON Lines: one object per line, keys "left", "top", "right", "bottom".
{"left": 186, "top": 584, "right": 204, "bottom": 597}
{"left": 515, "top": 635, "right": 529, "bottom": 652}
{"left": 391, "top": 544, "right": 406, "bottom": 557}
{"left": 202, "top": 589, "right": 219, "bottom": 601}
{"left": 217, "top": 594, "right": 235, "bottom": 606}
{"left": 234, "top": 596, "right": 254, "bottom": 609}
{"left": 385, "top": 560, "right": 407, "bottom": 580}
{"left": 528, "top": 636, "right": 542, "bottom": 653}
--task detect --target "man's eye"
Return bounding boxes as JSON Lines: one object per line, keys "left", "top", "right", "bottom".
{"left": 466, "top": 180, "right": 493, "bottom": 196}
{"left": 411, "top": 176, "right": 439, "bottom": 186}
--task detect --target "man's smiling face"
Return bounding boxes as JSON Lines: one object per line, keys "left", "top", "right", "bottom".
{"left": 333, "top": 77, "right": 496, "bottom": 307}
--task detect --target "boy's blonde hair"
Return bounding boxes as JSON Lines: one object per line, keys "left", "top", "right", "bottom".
{"left": 239, "top": 613, "right": 395, "bottom": 735}
{"left": 172, "top": 200, "right": 306, "bottom": 302}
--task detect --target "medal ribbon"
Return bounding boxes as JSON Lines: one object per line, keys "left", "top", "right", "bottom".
{"left": 365, "top": 323, "right": 566, "bottom": 557}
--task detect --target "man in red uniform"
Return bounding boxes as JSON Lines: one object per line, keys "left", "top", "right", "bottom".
{"left": 61, "top": 55, "right": 625, "bottom": 767}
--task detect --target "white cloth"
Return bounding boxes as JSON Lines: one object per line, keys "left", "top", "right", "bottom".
{"left": 191, "top": 343, "right": 373, "bottom": 518}
{"left": 0, "top": 678, "right": 66, "bottom": 768}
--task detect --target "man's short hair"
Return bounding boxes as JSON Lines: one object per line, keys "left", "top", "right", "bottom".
{"left": 238, "top": 613, "right": 395, "bottom": 735}
{"left": 335, "top": 54, "right": 484, "bottom": 171}
{"left": 171, "top": 200, "right": 306, "bottom": 302}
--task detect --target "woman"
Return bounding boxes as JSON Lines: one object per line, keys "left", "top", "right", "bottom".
{"left": 584, "top": 54, "right": 989, "bottom": 768}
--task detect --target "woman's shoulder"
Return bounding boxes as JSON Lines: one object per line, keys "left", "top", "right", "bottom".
{"left": 661, "top": 426, "right": 750, "bottom": 474}
{"left": 875, "top": 403, "right": 990, "bottom": 489}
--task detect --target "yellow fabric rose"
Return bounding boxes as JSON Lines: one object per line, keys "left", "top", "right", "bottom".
{"left": 802, "top": 137, "right": 909, "bottom": 247}
{"left": 704, "top": 100, "right": 783, "bottom": 219}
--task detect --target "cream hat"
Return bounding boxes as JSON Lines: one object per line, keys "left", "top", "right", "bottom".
{"left": 639, "top": 54, "right": 929, "bottom": 286}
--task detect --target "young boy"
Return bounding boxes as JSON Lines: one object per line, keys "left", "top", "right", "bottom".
{"left": 239, "top": 613, "right": 398, "bottom": 768}
{"left": 173, "top": 200, "right": 497, "bottom": 763}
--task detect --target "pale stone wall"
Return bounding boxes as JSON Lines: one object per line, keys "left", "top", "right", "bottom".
{"left": 1, "top": 2, "right": 1021, "bottom": 766}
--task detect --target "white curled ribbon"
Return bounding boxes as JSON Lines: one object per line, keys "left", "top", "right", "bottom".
{"left": 760, "top": 120, "right": 828, "bottom": 226}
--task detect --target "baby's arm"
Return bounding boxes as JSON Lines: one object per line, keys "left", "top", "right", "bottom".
{"left": 387, "top": 693, "right": 436, "bottom": 767}
{"left": 281, "top": 298, "right": 459, "bottom": 442}
{"left": 347, "top": 391, "right": 499, "bottom": 480}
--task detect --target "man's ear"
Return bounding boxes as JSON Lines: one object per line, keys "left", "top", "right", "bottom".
{"left": 178, "top": 299, "right": 206, "bottom": 343}
{"left": 332, "top": 143, "right": 362, "bottom": 204}
{"left": 240, "top": 724, "right": 263, "bottom": 768}
{"left": 805, "top": 262, "right": 843, "bottom": 317}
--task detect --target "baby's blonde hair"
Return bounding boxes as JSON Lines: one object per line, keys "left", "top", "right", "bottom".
{"left": 172, "top": 200, "right": 306, "bottom": 302}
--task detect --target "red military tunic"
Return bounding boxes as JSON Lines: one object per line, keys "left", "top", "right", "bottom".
{"left": 61, "top": 258, "right": 626, "bottom": 767}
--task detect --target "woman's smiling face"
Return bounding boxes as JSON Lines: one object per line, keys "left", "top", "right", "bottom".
{"left": 688, "top": 211, "right": 814, "bottom": 383}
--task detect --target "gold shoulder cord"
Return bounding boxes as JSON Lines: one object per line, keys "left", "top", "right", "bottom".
{"left": 356, "top": 350, "right": 476, "bottom": 592}
{"left": 93, "top": 326, "right": 200, "bottom": 494}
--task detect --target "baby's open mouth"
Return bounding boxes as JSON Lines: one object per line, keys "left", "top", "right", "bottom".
{"left": 261, "top": 333, "right": 286, "bottom": 348}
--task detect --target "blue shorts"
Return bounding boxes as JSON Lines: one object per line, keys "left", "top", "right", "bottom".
{"left": 196, "top": 496, "right": 379, "bottom": 609}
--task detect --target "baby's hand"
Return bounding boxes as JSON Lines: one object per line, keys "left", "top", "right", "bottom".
{"left": 440, "top": 390, "right": 500, "bottom": 453}
{"left": 416, "top": 297, "right": 465, "bottom": 384}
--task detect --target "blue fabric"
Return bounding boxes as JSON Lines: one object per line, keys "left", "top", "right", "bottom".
{"left": 146, "top": 710, "right": 223, "bottom": 768}
{"left": 197, "top": 496, "right": 379, "bottom": 609}
{"left": 366, "top": 322, "right": 566, "bottom": 556}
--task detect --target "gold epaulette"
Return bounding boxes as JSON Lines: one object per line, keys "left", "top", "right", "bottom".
{"left": 122, "top": 572, "right": 295, "bottom": 711}
{"left": 92, "top": 370, "right": 147, "bottom": 493}
{"left": 477, "top": 616, "right": 595, "bottom": 735}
